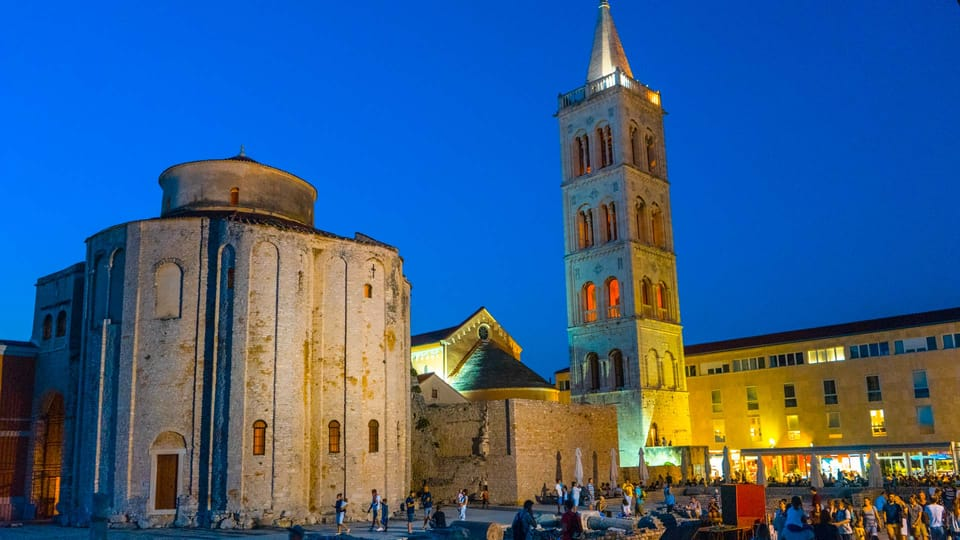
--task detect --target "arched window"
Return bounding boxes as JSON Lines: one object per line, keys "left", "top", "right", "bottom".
{"left": 577, "top": 207, "right": 594, "bottom": 249}
{"left": 657, "top": 283, "right": 671, "bottom": 321}
{"left": 611, "top": 350, "right": 625, "bottom": 388}
{"left": 230, "top": 187, "right": 239, "bottom": 206}
{"left": 252, "top": 420, "right": 267, "bottom": 455}
{"left": 645, "top": 133, "right": 658, "bottom": 174}
{"left": 630, "top": 124, "right": 641, "bottom": 166}
{"left": 640, "top": 278, "right": 653, "bottom": 317}
{"left": 602, "top": 203, "right": 618, "bottom": 242}
{"left": 155, "top": 262, "right": 183, "bottom": 319}
{"left": 42, "top": 314, "right": 52, "bottom": 340}
{"left": 635, "top": 198, "right": 647, "bottom": 243}
{"left": 587, "top": 353, "right": 600, "bottom": 391}
{"left": 606, "top": 278, "right": 621, "bottom": 318}
{"left": 328, "top": 420, "right": 341, "bottom": 453}
{"left": 597, "top": 125, "right": 613, "bottom": 168}
{"left": 368, "top": 420, "right": 380, "bottom": 453}
{"left": 55, "top": 311, "right": 67, "bottom": 337}
{"left": 574, "top": 134, "right": 591, "bottom": 176}
{"left": 581, "top": 282, "right": 597, "bottom": 323}
{"left": 650, "top": 204, "right": 665, "bottom": 248}
{"left": 363, "top": 283, "right": 373, "bottom": 298}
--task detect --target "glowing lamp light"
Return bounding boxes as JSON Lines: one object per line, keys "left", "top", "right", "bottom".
{"left": 768, "top": 438, "right": 776, "bottom": 448}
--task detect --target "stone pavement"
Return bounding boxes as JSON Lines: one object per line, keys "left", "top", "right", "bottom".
{"left": 0, "top": 504, "right": 562, "bottom": 540}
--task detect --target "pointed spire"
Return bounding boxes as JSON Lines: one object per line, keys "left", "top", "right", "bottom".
{"left": 587, "top": 0, "right": 633, "bottom": 82}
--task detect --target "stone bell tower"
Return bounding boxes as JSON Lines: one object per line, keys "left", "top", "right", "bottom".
{"left": 558, "top": 0, "right": 691, "bottom": 465}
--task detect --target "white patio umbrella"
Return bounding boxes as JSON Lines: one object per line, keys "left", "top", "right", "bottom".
{"left": 638, "top": 447, "right": 650, "bottom": 485}
{"left": 721, "top": 446, "right": 732, "bottom": 482}
{"left": 868, "top": 452, "right": 884, "bottom": 488}
{"left": 810, "top": 455, "right": 824, "bottom": 489}
{"left": 575, "top": 448, "right": 584, "bottom": 485}
{"left": 756, "top": 456, "right": 767, "bottom": 486}
{"left": 609, "top": 448, "right": 619, "bottom": 485}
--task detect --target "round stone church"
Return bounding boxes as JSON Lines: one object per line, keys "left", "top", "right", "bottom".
{"left": 73, "top": 152, "right": 411, "bottom": 527}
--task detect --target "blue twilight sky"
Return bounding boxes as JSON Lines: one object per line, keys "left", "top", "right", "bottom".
{"left": 2, "top": 1, "right": 959, "bottom": 380}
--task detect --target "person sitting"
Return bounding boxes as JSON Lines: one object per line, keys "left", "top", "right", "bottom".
{"left": 432, "top": 503, "right": 447, "bottom": 529}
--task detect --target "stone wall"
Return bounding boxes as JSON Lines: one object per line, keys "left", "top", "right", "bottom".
{"left": 413, "top": 396, "right": 618, "bottom": 506}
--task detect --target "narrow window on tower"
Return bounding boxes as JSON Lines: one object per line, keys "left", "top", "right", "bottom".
{"left": 363, "top": 283, "right": 373, "bottom": 298}
{"left": 635, "top": 198, "right": 647, "bottom": 242}
{"left": 650, "top": 204, "right": 665, "bottom": 248}
{"left": 368, "top": 420, "right": 379, "bottom": 453}
{"left": 656, "top": 283, "right": 669, "bottom": 320}
{"left": 596, "top": 127, "right": 607, "bottom": 169}
{"left": 328, "top": 420, "right": 341, "bottom": 453}
{"left": 640, "top": 278, "right": 653, "bottom": 318}
{"left": 588, "top": 353, "right": 600, "bottom": 391}
{"left": 583, "top": 135, "right": 591, "bottom": 173}
{"left": 55, "top": 311, "right": 67, "bottom": 337}
{"left": 42, "top": 314, "right": 52, "bottom": 340}
{"left": 230, "top": 187, "right": 239, "bottom": 206}
{"left": 604, "top": 125, "right": 613, "bottom": 166}
{"left": 645, "top": 133, "right": 658, "bottom": 174}
{"left": 611, "top": 349, "right": 625, "bottom": 388}
{"left": 252, "top": 420, "right": 267, "bottom": 455}
{"left": 575, "top": 136, "right": 587, "bottom": 176}
{"left": 582, "top": 282, "right": 597, "bottom": 323}
{"left": 603, "top": 202, "right": 618, "bottom": 241}
{"left": 577, "top": 207, "right": 594, "bottom": 249}
{"left": 606, "top": 277, "right": 621, "bottom": 318}
{"left": 630, "top": 124, "right": 640, "bottom": 166}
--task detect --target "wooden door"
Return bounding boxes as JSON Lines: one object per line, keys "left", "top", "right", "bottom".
{"left": 155, "top": 454, "right": 178, "bottom": 510}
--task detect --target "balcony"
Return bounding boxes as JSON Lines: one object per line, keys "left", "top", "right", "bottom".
{"left": 559, "top": 69, "right": 661, "bottom": 111}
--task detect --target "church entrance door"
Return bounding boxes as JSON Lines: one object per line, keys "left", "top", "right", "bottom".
{"left": 155, "top": 454, "right": 178, "bottom": 510}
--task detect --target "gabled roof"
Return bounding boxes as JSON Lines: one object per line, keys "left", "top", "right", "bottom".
{"left": 685, "top": 307, "right": 960, "bottom": 355}
{"left": 450, "top": 341, "right": 554, "bottom": 393}
{"left": 587, "top": 1, "right": 634, "bottom": 82}
{"left": 411, "top": 306, "right": 489, "bottom": 347}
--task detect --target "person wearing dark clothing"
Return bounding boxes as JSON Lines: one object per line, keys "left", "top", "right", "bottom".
{"left": 813, "top": 510, "right": 840, "bottom": 540}
{"left": 561, "top": 500, "right": 584, "bottom": 540}
{"left": 432, "top": 504, "right": 447, "bottom": 528}
{"left": 883, "top": 496, "right": 904, "bottom": 540}
{"left": 513, "top": 500, "right": 538, "bottom": 540}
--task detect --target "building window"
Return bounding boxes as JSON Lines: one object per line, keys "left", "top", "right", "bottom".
{"left": 748, "top": 415, "right": 762, "bottom": 442}
{"left": 611, "top": 350, "right": 624, "bottom": 388}
{"left": 713, "top": 419, "right": 726, "bottom": 443}
{"left": 827, "top": 411, "right": 841, "bottom": 430}
{"left": 849, "top": 341, "right": 890, "bottom": 359}
{"left": 786, "top": 415, "right": 800, "bottom": 441}
{"left": 634, "top": 198, "right": 647, "bottom": 243}
{"left": 656, "top": 282, "right": 671, "bottom": 321}
{"left": 685, "top": 365, "right": 697, "bottom": 377}
{"left": 431, "top": 388, "right": 438, "bottom": 399}
{"left": 711, "top": 390, "right": 722, "bottom": 413}
{"left": 912, "top": 370, "right": 930, "bottom": 399}
{"left": 746, "top": 386, "right": 759, "bottom": 411}
{"left": 645, "top": 133, "right": 657, "bottom": 174}
{"left": 870, "top": 409, "right": 886, "bottom": 436}
{"left": 605, "top": 278, "right": 621, "bottom": 318}
{"left": 733, "top": 356, "right": 765, "bottom": 372}
{"left": 155, "top": 261, "right": 183, "bottom": 319}
{"left": 640, "top": 278, "right": 653, "bottom": 317}
{"left": 55, "top": 311, "right": 67, "bottom": 337}
{"left": 866, "top": 375, "right": 882, "bottom": 402}
{"left": 650, "top": 205, "right": 665, "bottom": 248}
{"left": 581, "top": 282, "right": 597, "bottom": 323}
{"left": 807, "top": 346, "right": 845, "bottom": 363}
{"left": 943, "top": 333, "right": 960, "bottom": 349}
{"left": 768, "top": 352, "right": 805, "bottom": 368}
{"left": 602, "top": 203, "right": 618, "bottom": 242}
{"left": 226, "top": 267, "right": 235, "bottom": 290}
{"left": 252, "top": 420, "right": 267, "bottom": 456}
{"left": 588, "top": 353, "right": 600, "bottom": 391}
{"left": 823, "top": 380, "right": 838, "bottom": 405}
{"left": 784, "top": 384, "right": 797, "bottom": 408}
{"left": 577, "top": 207, "right": 594, "bottom": 249}
{"left": 916, "top": 405, "right": 934, "bottom": 433}
{"left": 574, "top": 134, "right": 591, "bottom": 176}
{"left": 42, "top": 314, "right": 52, "bottom": 340}
{"left": 363, "top": 283, "right": 373, "bottom": 298}
{"left": 368, "top": 420, "right": 379, "bottom": 453}
{"left": 230, "top": 187, "right": 239, "bottom": 206}
{"left": 894, "top": 336, "right": 938, "bottom": 354}
{"left": 597, "top": 125, "right": 613, "bottom": 168}
{"left": 630, "top": 125, "right": 641, "bottom": 166}
{"left": 328, "top": 421, "right": 341, "bottom": 453}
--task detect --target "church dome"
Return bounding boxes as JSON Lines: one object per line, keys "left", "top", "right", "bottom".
{"left": 158, "top": 150, "right": 318, "bottom": 227}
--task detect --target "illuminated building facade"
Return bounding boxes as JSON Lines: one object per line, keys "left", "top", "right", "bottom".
{"left": 558, "top": 0, "right": 692, "bottom": 465}
{"left": 685, "top": 307, "right": 960, "bottom": 480}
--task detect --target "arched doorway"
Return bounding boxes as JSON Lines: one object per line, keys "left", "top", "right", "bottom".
{"left": 32, "top": 393, "right": 64, "bottom": 518}
{"left": 150, "top": 432, "right": 186, "bottom": 513}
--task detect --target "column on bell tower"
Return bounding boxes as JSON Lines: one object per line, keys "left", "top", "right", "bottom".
{"left": 557, "top": 0, "right": 691, "bottom": 465}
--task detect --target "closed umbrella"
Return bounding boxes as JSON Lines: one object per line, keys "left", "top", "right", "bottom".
{"left": 609, "top": 448, "right": 619, "bottom": 485}
{"left": 756, "top": 457, "right": 767, "bottom": 486}
{"left": 722, "top": 446, "right": 732, "bottom": 483}
{"left": 680, "top": 449, "right": 690, "bottom": 483}
{"left": 704, "top": 450, "right": 712, "bottom": 482}
{"left": 810, "top": 455, "right": 824, "bottom": 488}
{"left": 575, "top": 448, "right": 584, "bottom": 485}
{"left": 638, "top": 447, "right": 650, "bottom": 485}
{"left": 868, "top": 452, "right": 883, "bottom": 488}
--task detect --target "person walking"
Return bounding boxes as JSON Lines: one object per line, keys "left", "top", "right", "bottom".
{"left": 861, "top": 496, "right": 881, "bottom": 540}
{"left": 833, "top": 499, "right": 854, "bottom": 540}
{"left": 571, "top": 482, "right": 582, "bottom": 508}
{"left": 944, "top": 501, "right": 960, "bottom": 540}
{"left": 481, "top": 485, "right": 490, "bottom": 509}
{"left": 335, "top": 493, "right": 350, "bottom": 534}
{"left": 421, "top": 485, "right": 434, "bottom": 530}
{"left": 882, "top": 493, "right": 904, "bottom": 540}
{"left": 457, "top": 488, "right": 468, "bottom": 521}
{"left": 367, "top": 489, "right": 382, "bottom": 531}
{"left": 926, "top": 496, "right": 946, "bottom": 540}
{"left": 513, "top": 500, "right": 537, "bottom": 540}
{"left": 909, "top": 494, "right": 930, "bottom": 540}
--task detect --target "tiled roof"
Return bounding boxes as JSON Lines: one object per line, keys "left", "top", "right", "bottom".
{"left": 411, "top": 307, "right": 487, "bottom": 347}
{"left": 685, "top": 307, "right": 960, "bottom": 355}
{"left": 451, "top": 341, "right": 554, "bottom": 392}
